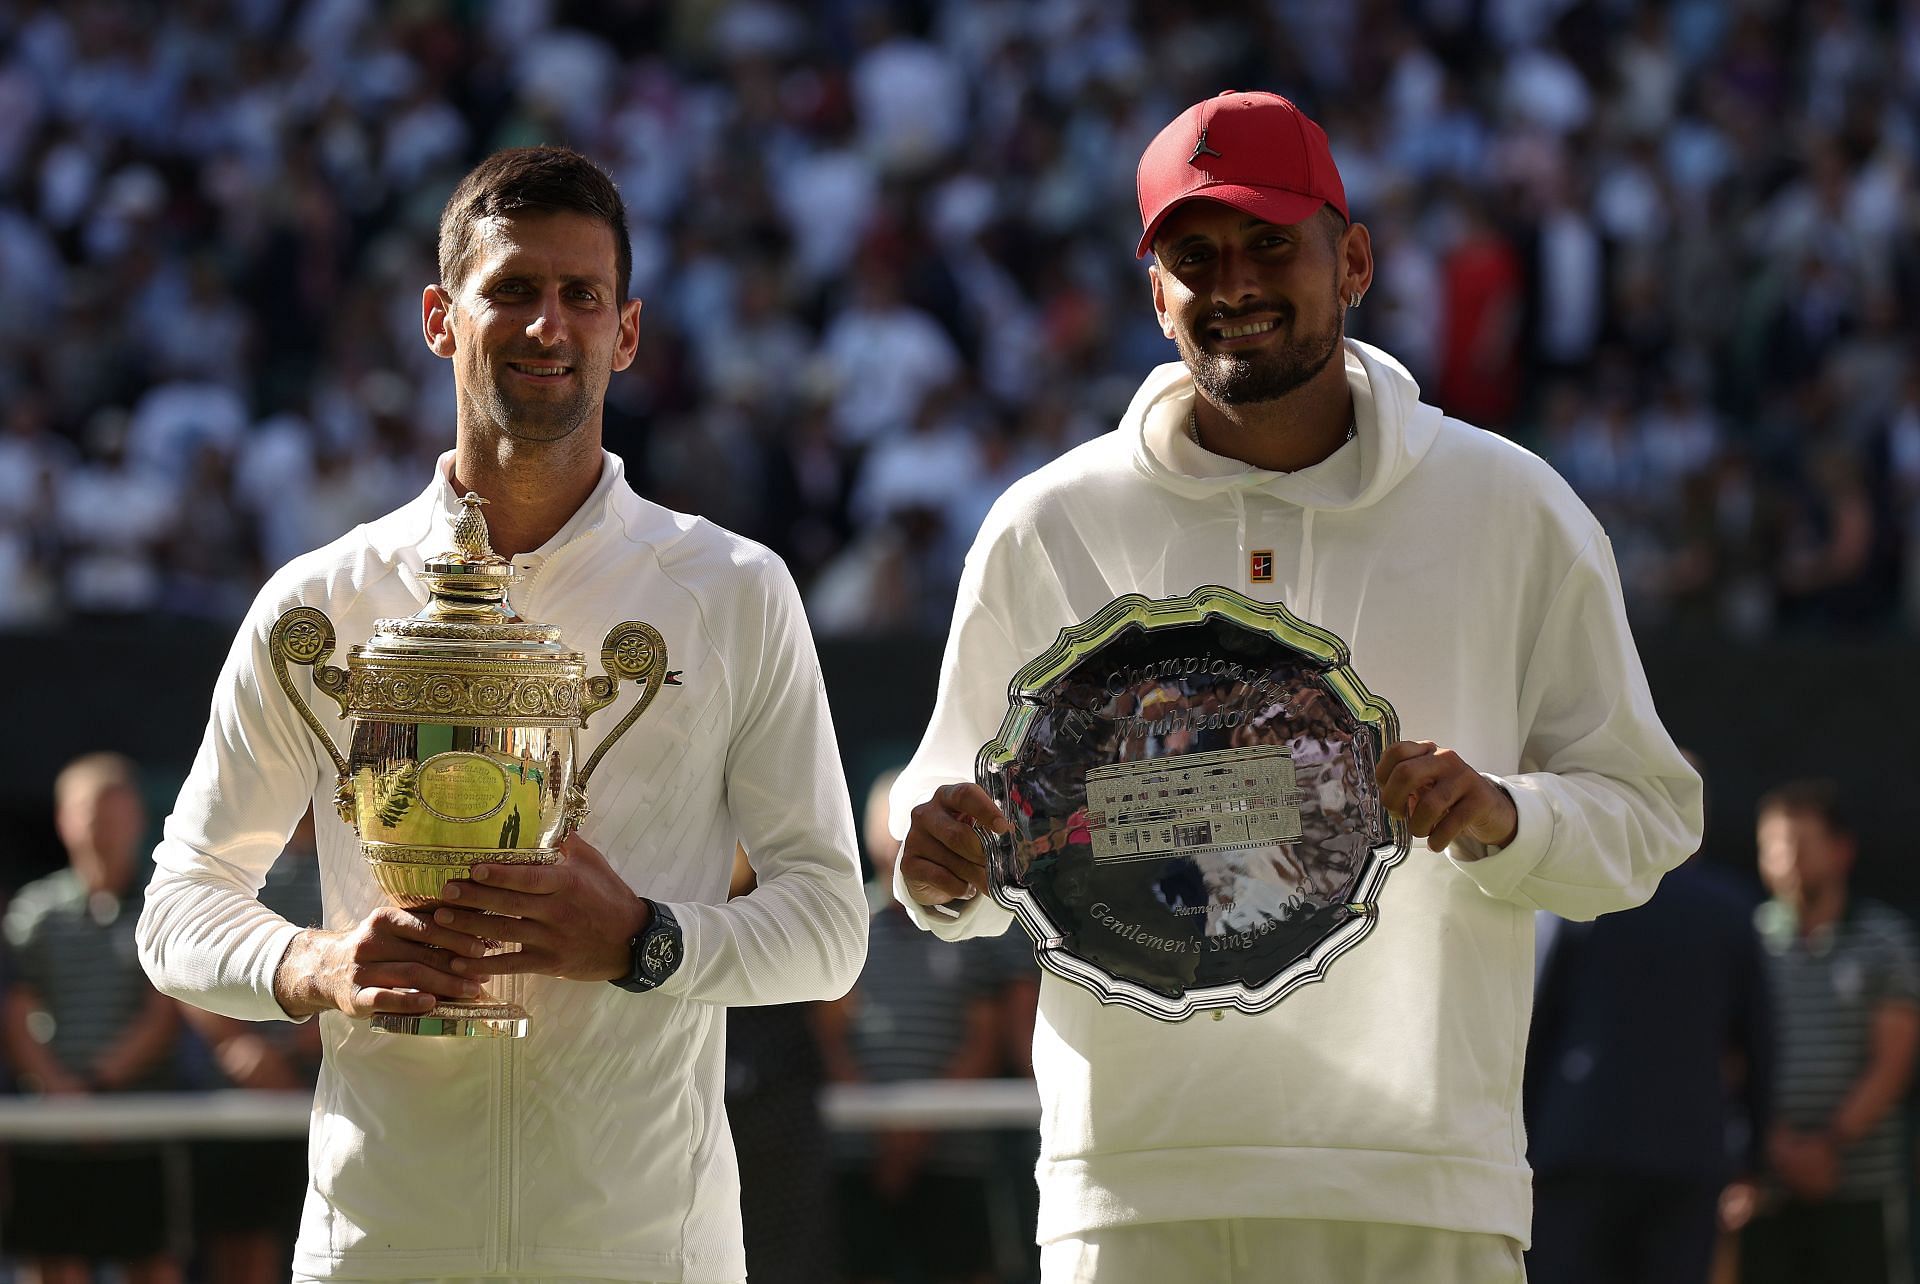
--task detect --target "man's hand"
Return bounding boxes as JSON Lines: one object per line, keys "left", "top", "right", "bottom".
{"left": 1719, "top": 1178, "right": 1762, "bottom": 1232}
{"left": 211, "top": 1032, "right": 305, "bottom": 1091}
{"left": 873, "top": 1129, "right": 931, "bottom": 1200}
{"left": 435, "top": 833, "right": 649, "bottom": 983}
{"left": 1768, "top": 1127, "right": 1841, "bottom": 1202}
{"left": 274, "top": 906, "right": 492, "bottom": 1020}
{"left": 1376, "top": 740, "right": 1519, "bottom": 855}
{"left": 899, "top": 782, "right": 1009, "bottom": 907}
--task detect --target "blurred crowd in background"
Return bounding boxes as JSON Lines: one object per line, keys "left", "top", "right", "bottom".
{"left": 0, "top": 0, "right": 1918, "bottom": 637}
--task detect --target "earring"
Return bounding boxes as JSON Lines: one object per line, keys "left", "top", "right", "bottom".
{"left": 1348, "top": 292, "right": 1363, "bottom": 309}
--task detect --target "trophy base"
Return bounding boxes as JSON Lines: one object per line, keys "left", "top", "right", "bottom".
{"left": 371, "top": 1001, "right": 528, "bottom": 1038}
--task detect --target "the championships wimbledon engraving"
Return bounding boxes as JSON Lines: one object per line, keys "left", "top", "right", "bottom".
{"left": 977, "top": 587, "right": 1407, "bottom": 1021}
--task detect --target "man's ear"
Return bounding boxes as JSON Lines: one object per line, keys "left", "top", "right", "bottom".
{"left": 1148, "top": 263, "right": 1175, "bottom": 340}
{"left": 1341, "top": 222, "right": 1375, "bottom": 306}
{"left": 611, "top": 296, "right": 643, "bottom": 373}
{"left": 423, "top": 284, "right": 457, "bottom": 358}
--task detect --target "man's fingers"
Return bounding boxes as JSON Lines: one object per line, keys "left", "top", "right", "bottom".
{"left": 350, "top": 987, "right": 437, "bottom": 1017}
{"left": 1425, "top": 803, "right": 1477, "bottom": 853}
{"left": 447, "top": 949, "right": 548, "bottom": 979}
{"left": 916, "top": 800, "right": 991, "bottom": 867}
{"left": 465, "top": 861, "right": 564, "bottom": 893}
{"left": 896, "top": 781, "right": 1003, "bottom": 907}
{"left": 433, "top": 904, "right": 538, "bottom": 945}
{"left": 369, "top": 906, "right": 490, "bottom": 957}
{"left": 1373, "top": 743, "right": 1515, "bottom": 852}
{"left": 441, "top": 879, "right": 543, "bottom": 917}
{"left": 1408, "top": 769, "right": 1474, "bottom": 837}
{"left": 360, "top": 961, "right": 482, "bottom": 998}
{"left": 935, "top": 782, "right": 1011, "bottom": 834}
{"left": 1374, "top": 740, "right": 1437, "bottom": 787}
{"left": 900, "top": 851, "right": 978, "bottom": 904}
{"left": 345, "top": 953, "right": 482, "bottom": 1013}
{"left": 1379, "top": 744, "right": 1464, "bottom": 820}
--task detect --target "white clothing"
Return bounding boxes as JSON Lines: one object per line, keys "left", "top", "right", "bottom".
{"left": 1039, "top": 1218, "right": 1525, "bottom": 1284}
{"left": 820, "top": 301, "right": 961, "bottom": 445}
{"left": 890, "top": 342, "right": 1701, "bottom": 1247}
{"left": 140, "top": 452, "right": 867, "bottom": 1281}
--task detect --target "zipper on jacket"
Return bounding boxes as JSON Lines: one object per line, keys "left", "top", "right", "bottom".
{"left": 507, "top": 553, "right": 549, "bottom": 620}
{"left": 496, "top": 990, "right": 517, "bottom": 1272}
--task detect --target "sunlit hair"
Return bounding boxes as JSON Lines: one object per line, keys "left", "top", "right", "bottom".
{"left": 1758, "top": 777, "right": 1850, "bottom": 838}
{"left": 437, "top": 146, "right": 632, "bottom": 302}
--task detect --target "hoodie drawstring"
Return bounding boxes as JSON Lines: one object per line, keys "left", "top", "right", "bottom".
{"left": 1232, "top": 490, "right": 1247, "bottom": 566}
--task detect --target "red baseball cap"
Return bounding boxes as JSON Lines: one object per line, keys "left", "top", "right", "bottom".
{"left": 1135, "top": 90, "right": 1349, "bottom": 259}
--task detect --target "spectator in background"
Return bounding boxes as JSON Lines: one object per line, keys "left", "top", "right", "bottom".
{"left": 2, "top": 1, "right": 1920, "bottom": 635}
{"left": 1, "top": 751, "right": 180, "bottom": 1284}
{"left": 1743, "top": 780, "right": 1920, "bottom": 1284}
{"left": 816, "top": 770, "right": 1029, "bottom": 1284}
{"left": 1525, "top": 756, "right": 1774, "bottom": 1284}
{"left": 1436, "top": 195, "right": 1524, "bottom": 431}
{"left": 182, "top": 810, "right": 324, "bottom": 1284}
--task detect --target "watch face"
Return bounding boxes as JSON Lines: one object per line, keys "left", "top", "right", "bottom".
{"left": 642, "top": 929, "right": 679, "bottom": 978}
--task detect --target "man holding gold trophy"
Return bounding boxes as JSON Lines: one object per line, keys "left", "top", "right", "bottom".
{"left": 892, "top": 92, "right": 1703, "bottom": 1282}
{"left": 138, "top": 148, "right": 868, "bottom": 1282}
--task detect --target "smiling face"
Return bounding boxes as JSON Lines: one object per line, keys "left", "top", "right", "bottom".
{"left": 1149, "top": 201, "right": 1368, "bottom": 407}
{"left": 424, "top": 210, "right": 641, "bottom": 447}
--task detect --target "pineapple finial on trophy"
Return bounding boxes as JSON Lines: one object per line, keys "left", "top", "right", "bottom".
{"left": 451, "top": 492, "right": 498, "bottom": 561}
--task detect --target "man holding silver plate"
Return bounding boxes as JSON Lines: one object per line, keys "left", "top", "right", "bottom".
{"left": 892, "top": 91, "right": 1702, "bottom": 1282}
{"left": 138, "top": 148, "right": 867, "bottom": 1282}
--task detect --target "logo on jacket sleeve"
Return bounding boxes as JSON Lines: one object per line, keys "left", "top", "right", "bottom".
{"left": 1249, "top": 551, "right": 1275, "bottom": 584}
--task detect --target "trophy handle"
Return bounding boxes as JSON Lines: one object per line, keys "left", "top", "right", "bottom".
{"left": 570, "top": 621, "right": 669, "bottom": 833}
{"left": 268, "top": 606, "right": 353, "bottom": 787}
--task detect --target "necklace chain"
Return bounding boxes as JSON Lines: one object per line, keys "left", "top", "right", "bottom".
{"left": 1187, "top": 407, "right": 1357, "bottom": 450}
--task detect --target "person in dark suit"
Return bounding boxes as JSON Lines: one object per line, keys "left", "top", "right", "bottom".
{"left": 1525, "top": 777, "right": 1774, "bottom": 1284}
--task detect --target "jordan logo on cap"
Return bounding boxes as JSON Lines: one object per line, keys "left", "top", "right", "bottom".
{"left": 1188, "top": 129, "right": 1222, "bottom": 164}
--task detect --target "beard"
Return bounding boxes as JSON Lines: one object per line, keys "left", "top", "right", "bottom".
{"left": 472, "top": 352, "right": 600, "bottom": 443}
{"left": 1176, "top": 303, "right": 1344, "bottom": 406}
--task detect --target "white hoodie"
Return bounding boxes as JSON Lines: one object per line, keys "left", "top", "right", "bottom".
{"left": 891, "top": 342, "right": 1702, "bottom": 1245}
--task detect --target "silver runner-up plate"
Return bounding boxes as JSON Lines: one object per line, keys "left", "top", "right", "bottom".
{"left": 976, "top": 587, "right": 1409, "bottom": 1021}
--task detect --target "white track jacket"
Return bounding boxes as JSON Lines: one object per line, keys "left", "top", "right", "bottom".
{"left": 892, "top": 342, "right": 1702, "bottom": 1246}
{"left": 140, "top": 453, "right": 867, "bottom": 1281}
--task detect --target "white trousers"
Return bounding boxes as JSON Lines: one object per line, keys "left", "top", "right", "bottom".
{"left": 1040, "top": 1218, "right": 1526, "bottom": 1284}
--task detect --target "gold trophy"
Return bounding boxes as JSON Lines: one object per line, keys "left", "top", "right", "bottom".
{"left": 267, "top": 493, "right": 668, "bottom": 1038}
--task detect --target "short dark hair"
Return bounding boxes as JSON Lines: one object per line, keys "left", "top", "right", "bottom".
{"left": 437, "top": 147, "right": 631, "bottom": 302}
{"left": 1758, "top": 778, "right": 1851, "bottom": 837}
{"left": 1315, "top": 204, "right": 1348, "bottom": 251}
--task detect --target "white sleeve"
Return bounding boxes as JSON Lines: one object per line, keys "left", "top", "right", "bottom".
{"left": 654, "top": 556, "right": 868, "bottom": 1003}
{"left": 885, "top": 529, "right": 1032, "bottom": 942}
{"left": 1448, "top": 532, "right": 1703, "bottom": 920}
{"left": 137, "top": 582, "right": 330, "bottom": 1022}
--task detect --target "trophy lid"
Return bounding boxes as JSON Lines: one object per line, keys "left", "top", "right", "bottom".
{"left": 423, "top": 491, "right": 514, "bottom": 585}
{"left": 366, "top": 492, "right": 569, "bottom": 652}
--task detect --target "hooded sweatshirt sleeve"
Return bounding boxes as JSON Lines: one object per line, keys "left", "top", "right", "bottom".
{"left": 885, "top": 501, "right": 1041, "bottom": 942}
{"left": 1446, "top": 529, "right": 1703, "bottom": 920}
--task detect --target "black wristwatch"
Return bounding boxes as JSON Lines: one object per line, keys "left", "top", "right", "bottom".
{"left": 612, "top": 900, "right": 682, "bottom": 993}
